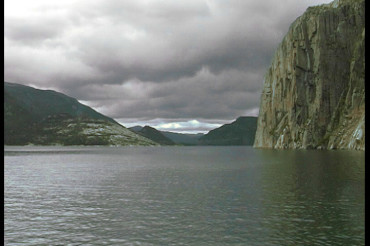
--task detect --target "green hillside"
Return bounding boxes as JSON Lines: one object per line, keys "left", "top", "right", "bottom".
{"left": 132, "top": 126, "right": 176, "bottom": 145}
{"left": 4, "top": 82, "right": 157, "bottom": 146}
{"left": 198, "top": 117, "right": 257, "bottom": 146}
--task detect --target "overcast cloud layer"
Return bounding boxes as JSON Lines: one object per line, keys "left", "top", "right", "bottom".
{"left": 5, "top": 0, "right": 332, "bottom": 133}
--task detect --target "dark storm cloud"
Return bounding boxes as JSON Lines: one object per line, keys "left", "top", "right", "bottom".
{"left": 4, "top": 0, "right": 332, "bottom": 130}
{"left": 73, "top": 68, "right": 263, "bottom": 122}
{"left": 60, "top": 0, "right": 281, "bottom": 84}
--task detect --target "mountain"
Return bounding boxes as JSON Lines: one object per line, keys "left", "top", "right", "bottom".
{"left": 129, "top": 126, "right": 204, "bottom": 145}
{"left": 254, "top": 0, "right": 364, "bottom": 150}
{"left": 161, "top": 131, "right": 204, "bottom": 146}
{"left": 5, "top": 82, "right": 116, "bottom": 124}
{"left": 4, "top": 82, "right": 158, "bottom": 146}
{"left": 198, "top": 117, "right": 257, "bottom": 146}
{"left": 129, "top": 125, "right": 144, "bottom": 132}
{"left": 131, "top": 126, "right": 176, "bottom": 145}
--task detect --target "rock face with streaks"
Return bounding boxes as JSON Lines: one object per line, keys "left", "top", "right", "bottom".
{"left": 254, "top": 0, "right": 364, "bottom": 150}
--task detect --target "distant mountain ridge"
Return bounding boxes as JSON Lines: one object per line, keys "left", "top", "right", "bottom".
{"left": 4, "top": 82, "right": 157, "bottom": 146}
{"left": 129, "top": 126, "right": 176, "bottom": 145}
{"left": 129, "top": 126, "right": 204, "bottom": 146}
{"left": 161, "top": 131, "right": 204, "bottom": 146}
{"left": 129, "top": 125, "right": 144, "bottom": 132}
{"left": 198, "top": 117, "right": 257, "bottom": 145}
{"left": 130, "top": 117, "right": 257, "bottom": 146}
{"left": 5, "top": 82, "right": 259, "bottom": 146}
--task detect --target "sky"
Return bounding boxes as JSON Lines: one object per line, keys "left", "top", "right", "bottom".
{"left": 4, "top": 0, "right": 332, "bottom": 133}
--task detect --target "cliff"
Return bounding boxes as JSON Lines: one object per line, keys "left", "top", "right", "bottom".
{"left": 254, "top": 0, "right": 364, "bottom": 150}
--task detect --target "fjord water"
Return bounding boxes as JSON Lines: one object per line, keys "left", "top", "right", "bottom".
{"left": 5, "top": 146, "right": 364, "bottom": 245}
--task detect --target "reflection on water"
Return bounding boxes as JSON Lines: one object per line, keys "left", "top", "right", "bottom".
{"left": 4, "top": 146, "right": 364, "bottom": 245}
{"left": 257, "top": 149, "right": 364, "bottom": 245}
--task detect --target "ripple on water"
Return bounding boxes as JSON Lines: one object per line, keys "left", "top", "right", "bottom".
{"left": 4, "top": 146, "right": 365, "bottom": 245}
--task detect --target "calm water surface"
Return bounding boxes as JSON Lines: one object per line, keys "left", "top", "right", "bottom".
{"left": 4, "top": 146, "right": 364, "bottom": 245}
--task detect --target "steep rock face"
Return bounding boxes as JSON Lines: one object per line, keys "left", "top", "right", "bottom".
{"left": 254, "top": 0, "right": 364, "bottom": 150}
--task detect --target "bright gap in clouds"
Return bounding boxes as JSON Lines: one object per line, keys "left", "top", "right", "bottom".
{"left": 119, "top": 119, "right": 223, "bottom": 134}
{"left": 154, "top": 120, "right": 222, "bottom": 134}
{"left": 5, "top": 0, "right": 334, "bottom": 134}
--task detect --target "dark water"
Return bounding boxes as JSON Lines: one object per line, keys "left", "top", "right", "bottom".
{"left": 4, "top": 146, "right": 364, "bottom": 245}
